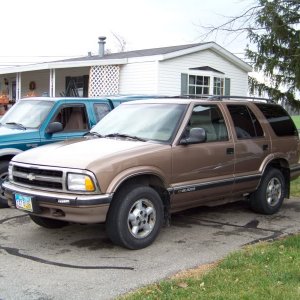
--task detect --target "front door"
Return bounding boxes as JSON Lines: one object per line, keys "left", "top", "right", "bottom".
{"left": 171, "top": 104, "right": 235, "bottom": 211}
{"left": 41, "top": 104, "right": 90, "bottom": 145}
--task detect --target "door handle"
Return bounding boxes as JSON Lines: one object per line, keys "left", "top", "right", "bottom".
{"left": 263, "top": 144, "right": 268, "bottom": 151}
{"left": 226, "top": 147, "right": 234, "bottom": 155}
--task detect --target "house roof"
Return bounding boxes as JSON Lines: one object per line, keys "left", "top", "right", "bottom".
{"left": 0, "top": 42, "right": 252, "bottom": 74}
{"left": 61, "top": 42, "right": 209, "bottom": 62}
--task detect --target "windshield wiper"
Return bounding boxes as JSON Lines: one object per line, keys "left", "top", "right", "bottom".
{"left": 84, "top": 131, "right": 105, "bottom": 138}
{"left": 104, "top": 133, "right": 147, "bottom": 142}
{"left": 5, "top": 122, "right": 26, "bottom": 130}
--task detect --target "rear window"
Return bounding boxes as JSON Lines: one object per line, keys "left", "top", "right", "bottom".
{"left": 255, "top": 103, "right": 297, "bottom": 136}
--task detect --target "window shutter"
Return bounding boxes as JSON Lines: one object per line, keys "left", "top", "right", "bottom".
{"left": 224, "top": 78, "right": 231, "bottom": 96}
{"left": 181, "top": 73, "right": 188, "bottom": 96}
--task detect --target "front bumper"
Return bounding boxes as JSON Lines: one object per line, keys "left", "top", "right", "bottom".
{"left": 3, "top": 181, "right": 113, "bottom": 223}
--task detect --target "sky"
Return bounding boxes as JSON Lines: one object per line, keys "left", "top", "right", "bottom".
{"left": 0, "top": 0, "right": 256, "bottom": 68}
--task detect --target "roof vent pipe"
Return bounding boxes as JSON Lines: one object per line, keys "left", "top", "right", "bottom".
{"left": 98, "top": 36, "right": 106, "bottom": 57}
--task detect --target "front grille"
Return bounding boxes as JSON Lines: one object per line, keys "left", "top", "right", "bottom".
{"left": 15, "top": 177, "right": 63, "bottom": 189}
{"left": 12, "top": 164, "right": 64, "bottom": 191}
{"left": 14, "top": 165, "right": 63, "bottom": 177}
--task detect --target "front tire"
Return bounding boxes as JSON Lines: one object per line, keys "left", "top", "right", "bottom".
{"left": 0, "top": 160, "right": 10, "bottom": 208}
{"left": 250, "top": 168, "right": 285, "bottom": 215}
{"left": 29, "top": 215, "right": 69, "bottom": 229}
{"left": 106, "top": 185, "right": 164, "bottom": 249}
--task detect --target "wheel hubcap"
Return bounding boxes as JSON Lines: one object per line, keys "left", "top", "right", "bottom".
{"left": 127, "top": 198, "right": 156, "bottom": 239}
{"left": 266, "top": 177, "right": 282, "bottom": 207}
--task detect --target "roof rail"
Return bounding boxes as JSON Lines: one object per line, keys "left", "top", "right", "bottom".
{"left": 207, "top": 95, "right": 275, "bottom": 103}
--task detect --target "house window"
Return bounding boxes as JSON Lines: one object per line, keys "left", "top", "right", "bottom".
{"left": 182, "top": 72, "right": 229, "bottom": 97}
{"left": 213, "top": 77, "right": 224, "bottom": 96}
{"left": 188, "top": 75, "right": 210, "bottom": 96}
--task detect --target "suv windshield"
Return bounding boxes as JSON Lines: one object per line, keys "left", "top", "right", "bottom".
{"left": 0, "top": 100, "right": 54, "bottom": 129}
{"left": 92, "top": 103, "right": 187, "bottom": 143}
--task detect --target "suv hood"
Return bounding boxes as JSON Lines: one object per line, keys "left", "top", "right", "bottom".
{"left": 0, "top": 126, "right": 39, "bottom": 144}
{"left": 12, "top": 137, "right": 167, "bottom": 169}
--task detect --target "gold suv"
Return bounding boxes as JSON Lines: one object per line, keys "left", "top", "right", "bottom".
{"left": 3, "top": 97, "right": 300, "bottom": 249}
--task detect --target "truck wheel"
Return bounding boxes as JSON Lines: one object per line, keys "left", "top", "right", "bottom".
{"left": 106, "top": 185, "right": 164, "bottom": 249}
{"left": 250, "top": 168, "right": 285, "bottom": 215}
{"left": 0, "top": 160, "right": 9, "bottom": 208}
{"left": 29, "top": 215, "right": 69, "bottom": 229}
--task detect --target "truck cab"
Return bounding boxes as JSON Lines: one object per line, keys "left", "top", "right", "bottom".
{"left": 0, "top": 95, "right": 157, "bottom": 206}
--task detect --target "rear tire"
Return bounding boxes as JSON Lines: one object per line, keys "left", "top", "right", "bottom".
{"left": 0, "top": 160, "right": 10, "bottom": 208}
{"left": 250, "top": 168, "right": 285, "bottom": 215}
{"left": 29, "top": 215, "right": 69, "bottom": 229}
{"left": 106, "top": 184, "right": 164, "bottom": 249}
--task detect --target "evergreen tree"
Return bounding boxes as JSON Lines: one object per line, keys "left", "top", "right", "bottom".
{"left": 201, "top": 0, "right": 300, "bottom": 107}
{"left": 247, "top": 0, "right": 300, "bottom": 107}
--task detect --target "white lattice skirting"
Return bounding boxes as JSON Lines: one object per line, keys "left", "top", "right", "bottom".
{"left": 89, "top": 65, "right": 120, "bottom": 96}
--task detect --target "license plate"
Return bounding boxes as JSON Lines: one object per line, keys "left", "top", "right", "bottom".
{"left": 15, "top": 193, "right": 33, "bottom": 212}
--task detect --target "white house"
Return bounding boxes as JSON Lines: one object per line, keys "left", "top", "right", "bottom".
{"left": 0, "top": 37, "right": 252, "bottom": 103}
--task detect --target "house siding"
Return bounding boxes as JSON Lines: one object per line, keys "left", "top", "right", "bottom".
{"left": 119, "top": 62, "right": 158, "bottom": 94}
{"left": 157, "top": 49, "right": 248, "bottom": 96}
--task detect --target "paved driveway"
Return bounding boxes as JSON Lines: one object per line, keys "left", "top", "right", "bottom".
{"left": 0, "top": 198, "right": 299, "bottom": 299}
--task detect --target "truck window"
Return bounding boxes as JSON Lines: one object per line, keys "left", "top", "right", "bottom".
{"left": 227, "top": 105, "right": 264, "bottom": 139}
{"left": 187, "top": 104, "right": 228, "bottom": 142}
{"left": 254, "top": 103, "right": 297, "bottom": 136}
{"left": 53, "top": 105, "right": 89, "bottom": 131}
{"left": 93, "top": 103, "right": 111, "bottom": 122}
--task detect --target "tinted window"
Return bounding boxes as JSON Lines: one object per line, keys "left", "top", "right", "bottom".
{"left": 188, "top": 105, "right": 228, "bottom": 142}
{"left": 255, "top": 103, "right": 297, "bottom": 136}
{"left": 227, "top": 105, "right": 264, "bottom": 139}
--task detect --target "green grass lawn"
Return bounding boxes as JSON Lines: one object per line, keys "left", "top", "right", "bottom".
{"left": 291, "top": 177, "right": 300, "bottom": 197}
{"left": 122, "top": 234, "right": 300, "bottom": 300}
{"left": 292, "top": 116, "right": 300, "bottom": 129}
{"left": 121, "top": 179, "right": 300, "bottom": 300}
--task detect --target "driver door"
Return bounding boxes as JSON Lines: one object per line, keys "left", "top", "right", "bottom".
{"left": 171, "top": 104, "right": 235, "bottom": 211}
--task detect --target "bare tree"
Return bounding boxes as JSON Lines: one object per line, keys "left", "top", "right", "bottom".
{"left": 111, "top": 32, "right": 127, "bottom": 52}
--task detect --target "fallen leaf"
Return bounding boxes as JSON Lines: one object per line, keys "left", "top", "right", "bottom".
{"left": 177, "top": 282, "right": 188, "bottom": 288}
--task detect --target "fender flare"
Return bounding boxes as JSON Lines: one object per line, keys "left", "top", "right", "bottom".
{"left": 0, "top": 148, "right": 23, "bottom": 158}
{"left": 106, "top": 166, "right": 168, "bottom": 194}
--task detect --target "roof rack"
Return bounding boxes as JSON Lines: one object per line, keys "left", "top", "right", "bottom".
{"left": 207, "top": 95, "right": 275, "bottom": 103}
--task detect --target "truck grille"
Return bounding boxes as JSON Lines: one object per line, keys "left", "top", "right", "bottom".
{"left": 12, "top": 164, "right": 64, "bottom": 191}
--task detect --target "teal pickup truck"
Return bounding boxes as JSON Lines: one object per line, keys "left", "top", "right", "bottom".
{"left": 0, "top": 95, "right": 154, "bottom": 207}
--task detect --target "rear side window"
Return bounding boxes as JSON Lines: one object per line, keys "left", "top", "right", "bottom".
{"left": 255, "top": 103, "right": 297, "bottom": 136}
{"left": 94, "top": 103, "right": 111, "bottom": 122}
{"left": 227, "top": 105, "right": 264, "bottom": 139}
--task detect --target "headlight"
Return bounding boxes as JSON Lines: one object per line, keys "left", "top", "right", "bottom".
{"left": 67, "top": 173, "right": 95, "bottom": 192}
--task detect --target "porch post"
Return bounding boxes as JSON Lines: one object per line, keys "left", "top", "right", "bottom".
{"left": 49, "top": 69, "right": 55, "bottom": 97}
{"left": 16, "top": 72, "right": 21, "bottom": 101}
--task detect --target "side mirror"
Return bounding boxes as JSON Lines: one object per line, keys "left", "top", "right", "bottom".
{"left": 180, "top": 128, "right": 207, "bottom": 145}
{"left": 46, "top": 122, "right": 63, "bottom": 134}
